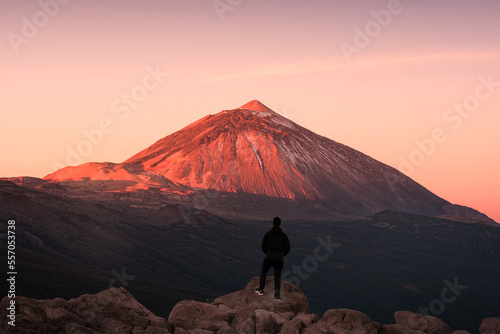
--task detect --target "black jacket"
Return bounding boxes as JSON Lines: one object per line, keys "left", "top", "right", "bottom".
{"left": 261, "top": 226, "right": 291, "bottom": 261}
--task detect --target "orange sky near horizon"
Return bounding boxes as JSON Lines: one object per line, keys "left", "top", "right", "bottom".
{"left": 1, "top": 0, "right": 499, "bottom": 222}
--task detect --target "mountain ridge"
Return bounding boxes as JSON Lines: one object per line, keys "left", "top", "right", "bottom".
{"left": 40, "top": 100, "right": 494, "bottom": 223}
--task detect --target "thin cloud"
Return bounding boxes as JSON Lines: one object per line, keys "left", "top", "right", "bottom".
{"left": 203, "top": 51, "right": 500, "bottom": 83}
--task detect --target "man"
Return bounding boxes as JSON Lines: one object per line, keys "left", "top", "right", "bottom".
{"left": 255, "top": 216, "right": 291, "bottom": 301}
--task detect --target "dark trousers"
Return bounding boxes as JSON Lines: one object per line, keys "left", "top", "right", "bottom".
{"left": 259, "top": 258, "right": 284, "bottom": 298}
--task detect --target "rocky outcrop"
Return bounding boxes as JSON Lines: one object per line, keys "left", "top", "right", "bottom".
{"left": 480, "top": 317, "right": 500, "bottom": 334}
{"left": 0, "top": 287, "right": 170, "bottom": 334}
{"left": 1, "top": 277, "right": 496, "bottom": 334}
{"left": 168, "top": 277, "right": 309, "bottom": 333}
{"left": 389, "top": 310, "right": 453, "bottom": 334}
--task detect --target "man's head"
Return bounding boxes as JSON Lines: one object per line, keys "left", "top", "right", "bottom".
{"left": 273, "top": 216, "right": 281, "bottom": 227}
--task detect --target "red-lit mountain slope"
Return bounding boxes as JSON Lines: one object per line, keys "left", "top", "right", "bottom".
{"left": 43, "top": 100, "right": 494, "bottom": 220}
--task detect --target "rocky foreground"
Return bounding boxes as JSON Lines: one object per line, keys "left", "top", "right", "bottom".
{"left": 1, "top": 277, "right": 499, "bottom": 334}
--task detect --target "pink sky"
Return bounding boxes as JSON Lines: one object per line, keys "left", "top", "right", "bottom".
{"left": 1, "top": 0, "right": 499, "bottom": 222}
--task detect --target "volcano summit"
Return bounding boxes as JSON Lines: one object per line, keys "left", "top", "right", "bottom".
{"left": 42, "top": 100, "right": 494, "bottom": 223}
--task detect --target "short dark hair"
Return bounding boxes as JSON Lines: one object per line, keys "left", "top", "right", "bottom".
{"left": 273, "top": 217, "right": 281, "bottom": 226}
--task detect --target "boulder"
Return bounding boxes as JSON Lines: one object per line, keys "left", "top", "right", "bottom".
{"left": 167, "top": 277, "right": 310, "bottom": 333}
{"left": 315, "top": 308, "right": 378, "bottom": 334}
{"left": 212, "top": 276, "right": 308, "bottom": 330}
{"left": 168, "top": 299, "right": 233, "bottom": 331}
{"left": 217, "top": 325, "right": 237, "bottom": 334}
{"left": 480, "top": 317, "right": 500, "bottom": 334}
{"left": 1, "top": 277, "right": 490, "bottom": 334}
{"left": 173, "top": 329, "right": 214, "bottom": 334}
{"left": 237, "top": 317, "right": 256, "bottom": 334}
{"left": 394, "top": 311, "right": 453, "bottom": 334}
{"left": 255, "top": 309, "right": 279, "bottom": 333}
{"left": 280, "top": 317, "right": 304, "bottom": 333}
{"left": 380, "top": 324, "right": 426, "bottom": 334}
{"left": 0, "top": 287, "right": 170, "bottom": 334}
{"left": 280, "top": 313, "right": 319, "bottom": 333}
{"left": 212, "top": 276, "right": 309, "bottom": 315}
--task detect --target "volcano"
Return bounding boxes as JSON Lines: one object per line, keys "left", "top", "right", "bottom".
{"left": 43, "top": 100, "right": 494, "bottom": 222}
